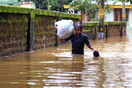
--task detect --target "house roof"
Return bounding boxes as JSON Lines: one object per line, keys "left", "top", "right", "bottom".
{"left": 105, "top": 1, "right": 132, "bottom": 8}
{"left": 109, "top": 5, "right": 132, "bottom": 8}
{"left": 105, "top": 1, "right": 131, "bottom": 5}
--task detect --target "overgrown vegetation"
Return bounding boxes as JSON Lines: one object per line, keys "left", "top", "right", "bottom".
{"left": 30, "top": 0, "right": 72, "bottom": 12}
{"left": 69, "top": 0, "right": 112, "bottom": 21}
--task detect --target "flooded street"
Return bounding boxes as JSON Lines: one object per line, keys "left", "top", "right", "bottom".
{"left": 1, "top": 31, "right": 132, "bottom": 88}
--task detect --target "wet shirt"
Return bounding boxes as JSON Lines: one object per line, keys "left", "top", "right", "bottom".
{"left": 65, "top": 33, "right": 91, "bottom": 54}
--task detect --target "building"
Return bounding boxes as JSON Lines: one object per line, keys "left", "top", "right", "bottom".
{"left": 18, "top": 1, "right": 35, "bottom": 9}
{"left": 105, "top": 1, "right": 132, "bottom": 29}
{"left": 64, "top": 1, "right": 132, "bottom": 29}
{"left": 0, "top": 0, "right": 18, "bottom": 5}
{"left": 105, "top": 1, "right": 132, "bottom": 22}
{"left": 0, "top": 0, "right": 35, "bottom": 9}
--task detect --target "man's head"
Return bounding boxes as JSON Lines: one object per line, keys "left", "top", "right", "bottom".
{"left": 75, "top": 21, "right": 83, "bottom": 30}
{"left": 75, "top": 21, "right": 83, "bottom": 35}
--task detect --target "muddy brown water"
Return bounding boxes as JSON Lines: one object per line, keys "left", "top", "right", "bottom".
{"left": 0, "top": 31, "right": 132, "bottom": 88}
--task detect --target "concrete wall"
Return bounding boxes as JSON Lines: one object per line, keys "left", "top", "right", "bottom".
{"left": 83, "top": 22, "right": 126, "bottom": 40}
{"left": 0, "top": 13, "right": 29, "bottom": 56}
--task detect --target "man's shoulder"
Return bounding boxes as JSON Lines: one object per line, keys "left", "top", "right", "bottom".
{"left": 81, "top": 33, "right": 88, "bottom": 37}
{"left": 71, "top": 33, "right": 76, "bottom": 37}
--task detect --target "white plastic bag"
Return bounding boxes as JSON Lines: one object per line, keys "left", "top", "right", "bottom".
{"left": 55, "top": 19, "right": 74, "bottom": 39}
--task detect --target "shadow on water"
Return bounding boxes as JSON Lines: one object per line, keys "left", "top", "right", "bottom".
{"left": 1, "top": 30, "right": 132, "bottom": 88}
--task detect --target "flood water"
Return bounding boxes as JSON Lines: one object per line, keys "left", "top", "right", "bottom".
{"left": 1, "top": 31, "right": 132, "bottom": 88}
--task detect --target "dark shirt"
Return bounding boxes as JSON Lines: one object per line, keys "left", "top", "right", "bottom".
{"left": 64, "top": 33, "right": 91, "bottom": 54}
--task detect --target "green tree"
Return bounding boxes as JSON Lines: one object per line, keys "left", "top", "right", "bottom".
{"left": 70, "top": 0, "right": 99, "bottom": 20}
{"left": 69, "top": 0, "right": 111, "bottom": 20}
{"left": 0, "top": 0, "right": 19, "bottom": 5}
{"left": 51, "top": 0, "right": 72, "bottom": 11}
{"left": 31, "top": 0, "right": 72, "bottom": 11}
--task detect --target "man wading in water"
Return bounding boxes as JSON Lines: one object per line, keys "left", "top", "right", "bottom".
{"left": 55, "top": 21, "right": 99, "bottom": 56}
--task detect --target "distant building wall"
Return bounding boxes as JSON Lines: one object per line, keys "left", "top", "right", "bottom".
{"left": 129, "top": 9, "right": 132, "bottom": 19}
{"left": 128, "top": 9, "right": 132, "bottom": 29}
{"left": 105, "top": 10, "right": 114, "bottom": 21}
{"left": 18, "top": 2, "right": 36, "bottom": 8}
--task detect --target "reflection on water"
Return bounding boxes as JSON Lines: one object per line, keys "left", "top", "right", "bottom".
{"left": 1, "top": 32, "right": 132, "bottom": 88}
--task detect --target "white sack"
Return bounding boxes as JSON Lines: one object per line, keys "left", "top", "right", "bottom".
{"left": 55, "top": 20, "right": 74, "bottom": 39}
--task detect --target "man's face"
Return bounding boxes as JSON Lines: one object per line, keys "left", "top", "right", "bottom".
{"left": 76, "top": 29, "right": 82, "bottom": 35}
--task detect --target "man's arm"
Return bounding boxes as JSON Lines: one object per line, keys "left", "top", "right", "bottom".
{"left": 58, "top": 34, "right": 73, "bottom": 44}
{"left": 88, "top": 46, "right": 96, "bottom": 51}
{"left": 85, "top": 36, "right": 97, "bottom": 51}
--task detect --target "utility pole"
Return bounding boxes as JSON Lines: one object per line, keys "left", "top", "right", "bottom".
{"left": 98, "top": 0, "right": 104, "bottom": 39}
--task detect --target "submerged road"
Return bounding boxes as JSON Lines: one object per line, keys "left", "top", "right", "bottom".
{"left": 0, "top": 30, "right": 132, "bottom": 88}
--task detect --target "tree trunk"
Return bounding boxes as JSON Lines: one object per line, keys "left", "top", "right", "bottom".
{"left": 98, "top": 0, "right": 104, "bottom": 39}
{"left": 47, "top": 0, "right": 51, "bottom": 10}
{"left": 99, "top": 0, "right": 104, "bottom": 30}
{"left": 122, "top": 2, "right": 126, "bottom": 21}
